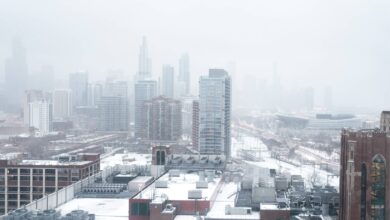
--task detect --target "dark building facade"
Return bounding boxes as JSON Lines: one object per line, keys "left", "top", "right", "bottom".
{"left": 340, "top": 129, "right": 389, "bottom": 220}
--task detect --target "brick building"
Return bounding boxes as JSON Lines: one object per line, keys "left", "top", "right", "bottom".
{"left": 0, "top": 153, "right": 100, "bottom": 215}
{"left": 340, "top": 128, "right": 389, "bottom": 220}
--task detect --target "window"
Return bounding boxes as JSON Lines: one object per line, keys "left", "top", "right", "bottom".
{"left": 371, "top": 155, "right": 386, "bottom": 220}
{"left": 361, "top": 163, "right": 367, "bottom": 220}
{"left": 131, "top": 202, "right": 149, "bottom": 216}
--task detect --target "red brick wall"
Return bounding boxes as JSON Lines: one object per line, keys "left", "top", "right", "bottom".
{"left": 260, "top": 210, "right": 290, "bottom": 220}
{"left": 340, "top": 131, "right": 390, "bottom": 220}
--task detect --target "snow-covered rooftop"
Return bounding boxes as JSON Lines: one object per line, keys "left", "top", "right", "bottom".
{"left": 133, "top": 172, "right": 221, "bottom": 201}
{"left": 56, "top": 198, "right": 128, "bottom": 220}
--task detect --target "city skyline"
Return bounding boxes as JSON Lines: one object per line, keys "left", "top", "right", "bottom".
{"left": 0, "top": 0, "right": 389, "bottom": 111}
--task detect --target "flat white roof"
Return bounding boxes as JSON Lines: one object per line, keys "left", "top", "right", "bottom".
{"left": 100, "top": 153, "right": 151, "bottom": 170}
{"left": 18, "top": 160, "right": 90, "bottom": 166}
{"left": 56, "top": 198, "right": 128, "bottom": 220}
{"left": 207, "top": 182, "right": 259, "bottom": 220}
{"left": 133, "top": 172, "right": 221, "bottom": 201}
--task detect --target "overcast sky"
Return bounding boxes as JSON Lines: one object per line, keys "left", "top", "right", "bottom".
{"left": 0, "top": 0, "right": 389, "bottom": 111}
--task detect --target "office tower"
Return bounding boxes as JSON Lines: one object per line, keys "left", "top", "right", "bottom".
{"left": 178, "top": 53, "right": 190, "bottom": 95}
{"left": 0, "top": 153, "right": 99, "bottom": 214}
{"left": 29, "top": 99, "right": 52, "bottom": 135}
{"left": 340, "top": 127, "right": 389, "bottom": 220}
{"left": 53, "top": 89, "right": 72, "bottom": 120}
{"left": 380, "top": 111, "right": 390, "bottom": 132}
{"left": 192, "top": 100, "right": 199, "bottom": 150}
{"left": 161, "top": 65, "right": 174, "bottom": 98}
{"left": 199, "top": 69, "right": 231, "bottom": 158}
{"left": 138, "top": 36, "right": 152, "bottom": 80}
{"left": 141, "top": 96, "right": 182, "bottom": 141}
{"left": 98, "top": 81, "right": 129, "bottom": 131}
{"left": 134, "top": 80, "right": 157, "bottom": 137}
{"left": 69, "top": 71, "right": 88, "bottom": 107}
{"left": 4, "top": 38, "right": 28, "bottom": 111}
{"left": 23, "top": 90, "right": 44, "bottom": 126}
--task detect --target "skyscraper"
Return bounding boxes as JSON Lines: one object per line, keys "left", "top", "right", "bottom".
{"left": 141, "top": 96, "right": 182, "bottom": 141}
{"left": 138, "top": 36, "right": 152, "bottom": 80}
{"left": 98, "top": 81, "right": 129, "bottom": 131}
{"left": 178, "top": 53, "right": 190, "bottom": 95}
{"left": 161, "top": 65, "right": 174, "bottom": 98}
{"left": 4, "top": 38, "right": 28, "bottom": 111}
{"left": 192, "top": 100, "right": 199, "bottom": 150}
{"left": 53, "top": 89, "right": 72, "bottom": 120}
{"left": 69, "top": 71, "right": 88, "bottom": 107}
{"left": 134, "top": 80, "right": 157, "bottom": 137}
{"left": 340, "top": 126, "right": 389, "bottom": 220}
{"left": 199, "top": 69, "right": 231, "bottom": 159}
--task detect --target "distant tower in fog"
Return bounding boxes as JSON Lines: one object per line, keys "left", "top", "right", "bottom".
{"left": 4, "top": 38, "right": 28, "bottom": 111}
{"left": 199, "top": 69, "right": 231, "bottom": 159}
{"left": 324, "top": 86, "right": 333, "bottom": 111}
{"left": 178, "top": 54, "right": 190, "bottom": 95}
{"left": 138, "top": 36, "right": 152, "bottom": 80}
{"left": 161, "top": 65, "right": 174, "bottom": 98}
{"left": 53, "top": 89, "right": 72, "bottom": 120}
{"left": 69, "top": 71, "right": 88, "bottom": 108}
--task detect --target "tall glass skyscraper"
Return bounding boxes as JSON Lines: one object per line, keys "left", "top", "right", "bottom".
{"left": 198, "top": 69, "right": 231, "bottom": 159}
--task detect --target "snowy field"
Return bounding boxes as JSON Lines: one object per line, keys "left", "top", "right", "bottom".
{"left": 232, "top": 135, "right": 339, "bottom": 189}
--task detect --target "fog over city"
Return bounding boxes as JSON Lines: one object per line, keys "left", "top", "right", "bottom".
{"left": 0, "top": 1, "right": 389, "bottom": 219}
{"left": 0, "top": 0, "right": 389, "bottom": 111}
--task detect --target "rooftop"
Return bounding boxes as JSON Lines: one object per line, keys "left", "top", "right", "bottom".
{"left": 18, "top": 160, "right": 91, "bottom": 166}
{"left": 133, "top": 171, "right": 221, "bottom": 201}
{"left": 56, "top": 198, "right": 128, "bottom": 220}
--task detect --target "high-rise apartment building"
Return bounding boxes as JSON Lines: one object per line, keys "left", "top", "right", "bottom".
{"left": 29, "top": 100, "right": 52, "bottom": 135}
{"left": 178, "top": 54, "right": 190, "bottom": 95}
{"left": 134, "top": 80, "right": 157, "bottom": 138}
{"left": 340, "top": 122, "right": 390, "bottom": 219}
{"left": 198, "top": 69, "right": 231, "bottom": 158}
{"left": 23, "top": 90, "right": 44, "bottom": 126}
{"left": 192, "top": 100, "right": 199, "bottom": 150}
{"left": 138, "top": 36, "right": 152, "bottom": 80}
{"left": 98, "top": 81, "right": 129, "bottom": 132}
{"left": 161, "top": 65, "right": 174, "bottom": 98}
{"left": 69, "top": 71, "right": 88, "bottom": 107}
{"left": 53, "top": 89, "right": 72, "bottom": 120}
{"left": 141, "top": 96, "right": 182, "bottom": 141}
{"left": 0, "top": 153, "right": 100, "bottom": 214}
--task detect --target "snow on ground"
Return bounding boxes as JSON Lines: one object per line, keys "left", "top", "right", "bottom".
{"left": 56, "top": 198, "right": 128, "bottom": 220}
{"left": 233, "top": 135, "right": 339, "bottom": 190}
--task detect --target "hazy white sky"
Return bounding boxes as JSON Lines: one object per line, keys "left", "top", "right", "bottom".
{"left": 0, "top": 0, "right": 389, "bottom": 110}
